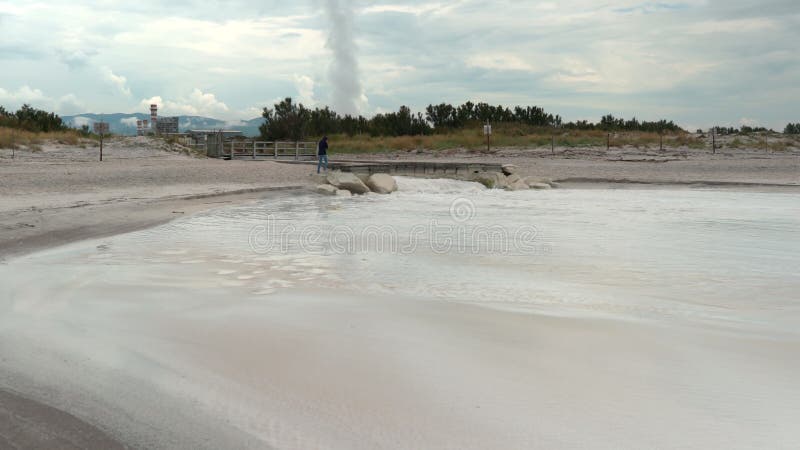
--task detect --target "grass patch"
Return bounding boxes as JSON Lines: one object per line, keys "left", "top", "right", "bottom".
{"left": 0, "top": 127, "right": 88, "bottom": 149}
{"left": 326, "top": 128, "right": 702, "bottom": 154}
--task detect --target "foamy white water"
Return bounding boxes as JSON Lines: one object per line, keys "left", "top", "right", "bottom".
{"left": 1, "top": 179, "right": 799, "bottom": 449}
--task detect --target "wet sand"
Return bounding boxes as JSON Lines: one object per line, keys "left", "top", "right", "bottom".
{"left": 0, "top": 388, "right": 125, "bottom": 449}
{"left": 1, "top": 138, "right": 799, "bottom": 448}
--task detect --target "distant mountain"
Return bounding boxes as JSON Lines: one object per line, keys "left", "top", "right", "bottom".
{"left": 62, "top": 113, "right": 265, "bottom": 137}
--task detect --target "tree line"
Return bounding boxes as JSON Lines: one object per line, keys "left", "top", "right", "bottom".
{"left": 259, "top": 98, "right": 686, "bottom": 141}
{"left": 785, "top": 123, "right": 800, "bottom": 135}
{"left": 0, "top": 104, "right": 67, "bottom": 132}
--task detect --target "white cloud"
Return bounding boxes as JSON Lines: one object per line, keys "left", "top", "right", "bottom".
{"left": 0, "top": 85, "right": 48, "bottom": 105}
{"left": 466, "top": 53, "right": 538, "bottom": 73}
{"left": 293, "top": 75, "right": 316, "bottom": 106}
{"left": 120, "top": 116, "right": 139, "bottom": 127}
{"left": 71, "top": 116, "right": 92, "bottom": 127}
{"left": 140, "top": 89, "right": 230, "bottom": 118}
{"left": 101, "top": 67, "right": 132, "bottom": 96}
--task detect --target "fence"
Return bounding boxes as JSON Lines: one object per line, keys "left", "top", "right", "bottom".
{"left": 227, "top": 141, "right": 318, "bottom": 160}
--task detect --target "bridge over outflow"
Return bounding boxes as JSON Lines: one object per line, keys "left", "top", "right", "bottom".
{"left": 275, "top": 159, "right": 503, "bottom": 177}
{"left": 217, "top": 140, "right": 503, "bottom": 177}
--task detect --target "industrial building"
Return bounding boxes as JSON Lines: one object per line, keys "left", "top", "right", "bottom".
{"left": 136, "top": 104, "right": 179, "bottom": 135}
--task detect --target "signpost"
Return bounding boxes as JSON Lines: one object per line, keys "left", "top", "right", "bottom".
{"left": 483, "top": 122, "right": 492, "bottom": 153}
{"left": 93, "top": 121, "right": 109, "bottom": 161}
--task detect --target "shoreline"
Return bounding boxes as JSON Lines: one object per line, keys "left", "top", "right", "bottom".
{"left": 0, "top": 185, "right": 309, "bottom": 261}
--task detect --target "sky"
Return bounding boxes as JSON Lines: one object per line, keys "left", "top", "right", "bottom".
{"left": 0, "top": 0, "right": 797, "bottom": 130}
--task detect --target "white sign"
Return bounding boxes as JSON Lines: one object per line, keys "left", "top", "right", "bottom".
{"left": 483, "top": 124, "right": 492, "bottom": 136}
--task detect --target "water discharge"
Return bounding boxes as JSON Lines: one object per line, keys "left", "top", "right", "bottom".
{"left": 1, "top": 178, "right": 799, "bottom": 448}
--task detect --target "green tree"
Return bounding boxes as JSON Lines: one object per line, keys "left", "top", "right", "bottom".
{"left": 259, "top": 97, "right": 310, "bottom": 141}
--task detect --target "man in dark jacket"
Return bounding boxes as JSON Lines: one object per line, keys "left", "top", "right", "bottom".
{"left": 317, "top": 136, "right": 329, "bottom": 174}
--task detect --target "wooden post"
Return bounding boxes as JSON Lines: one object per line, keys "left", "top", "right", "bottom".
{"left": 295, "top": 141, "right": 299, "bottom": 160}
{"left": 607, "top": 133, "right": 610, "bottom": 151}
{"left": 253, "top": 141, "right": 256, "bottom": 160}
{"left": 551, "top": 135, "right": 555, "bottom": 155}
{"left": 712, "top": 129, "right": 716, "bottom": 154}
{"left": 765, "top": 133, "right": 768, "bottom": 152}
{"left": 274, "top": 141, "right": 278, "bottom": 159}
{"left": 660, "top": 133, "right": 663, "bottom": 151}
{"left": 99, "top": 133, "right": 103, "bottom": 161}
{"left": 486, "top": 132, "right": 490, "bottom": 153}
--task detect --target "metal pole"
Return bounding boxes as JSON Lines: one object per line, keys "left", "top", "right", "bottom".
{"left": 100, "top": 133, "right": 103, "bottom": 161}
{"left": 253, "top": 141, "right": 256, "bottom": 160}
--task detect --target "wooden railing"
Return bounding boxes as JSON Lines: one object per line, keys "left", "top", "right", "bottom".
{"left": 228, "top": 141, "right": 318, "bottom": 160}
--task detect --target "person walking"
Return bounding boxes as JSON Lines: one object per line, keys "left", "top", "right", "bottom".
{"left": 317, "top": 136, "right": 329, "bottom": 174}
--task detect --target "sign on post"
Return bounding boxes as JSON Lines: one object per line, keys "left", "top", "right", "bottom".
{"left": 93, "top": 122, "right": 109, "bottom": 161}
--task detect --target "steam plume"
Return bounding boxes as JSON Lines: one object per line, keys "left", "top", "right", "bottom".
{"left": 323, "top": 0, "right": 362, "bottom": 115}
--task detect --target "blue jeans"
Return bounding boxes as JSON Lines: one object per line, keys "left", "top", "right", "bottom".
{"left": 317, "top": 154, "right": 328, "bottom": 173}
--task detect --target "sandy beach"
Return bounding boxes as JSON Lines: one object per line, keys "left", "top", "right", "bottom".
{"left": 1, "top": 137, "right": 799, "bottom": 449}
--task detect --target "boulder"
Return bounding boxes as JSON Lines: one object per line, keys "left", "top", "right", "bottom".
{"left": 501, "top": 164, "right": 517, "bottom": 176}
{"left": 504, "top": 174, "right": 529, "bottom": 191}
{"left": 524, "top": 177, "right": 554, "bottom": 188}
{"left": 365, "top": 173, "right": 398, "bottom": 194}
{"left": 315, "top": 184, "right": 337, "bottom": 195}
{"left": 471, "top": 171, "right": 507, "bottom": 189}
{"left": 335, "top": 189, "right": 352, "bottom": 197}
{"left": 326, "top": 171, "right": 370, "bottom": 194}
{"left": 529, "top": 182, "right": 552, "bottom": 190}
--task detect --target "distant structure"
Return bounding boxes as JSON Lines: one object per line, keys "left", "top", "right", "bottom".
{"left": 137, "top": 104, "right": 179, "bottom": 135}
{"left": 136, "top": 119, "right": 150, "bottom": 136}
{"left": 156, "top": 116, "right": 179, "bottom": 134}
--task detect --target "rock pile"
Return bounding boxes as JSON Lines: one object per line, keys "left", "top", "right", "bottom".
{"left": 316, "top": 171, "right": 399, "bottom": 196}
{"left": 470, "top": 171, "right": 557, "bottom": 191}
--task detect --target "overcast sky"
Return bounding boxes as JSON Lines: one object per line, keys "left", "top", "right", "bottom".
{"left": 1, "top": 0, "right": 797, "bottom": 130}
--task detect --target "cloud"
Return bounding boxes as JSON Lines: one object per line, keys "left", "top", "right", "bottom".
{"left": 58, "top": 49, "right": 95, "bottom": 70}
{"left": 140, "top": 89, "right": 230, "bottom": 117}
{"left": 102, "top": 67, "right": 132, "bottom": 96}
{"left": 71, "top": 116, "right": 92, "bottom": 127}
{"left": 293, "top": 75, "right": 316, "bottom": 105}
{"left": 120, "top": 116, "right": 139, "bottom": 127}
{"left": 0, "top": 0, "right": 797, "bottom": 129}
{"left": 0, "top": 85, "right": 48, "bottom": 106}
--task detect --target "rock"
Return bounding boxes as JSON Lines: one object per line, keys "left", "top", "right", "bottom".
{"left": 471, "top": 171, "right": 507, "bottom": 189}
{"left": 501, "top": 164, "right": 517, "bottom": 176}
{"left": 326, "top": 171, "right": 370, "bottom": 194}
{"left": 529, "top": 182, "right": 552, "bottom": 190}
{"left": 524, "top": 177, "right": 553, "bottom": 188}
{"left": 315, "top": 184, "right": 337, "bottom": 195}
{"left": 504, "top": 174, "right": 529, "bottom": 191}
{"left": 335, "top": 189, "right": 352, "bottom": 197}
{"left": 365, "top": 173, "right": 398, "bottom": 194}
{"left": 355, "top": 173, "right": 371, "bottom": 183}
{"left": 309, "top": 174, "right": 328, "bottom": 184}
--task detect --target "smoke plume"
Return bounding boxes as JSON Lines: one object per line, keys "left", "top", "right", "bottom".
{"left": 323, "top": 0, "right": 362, "bottom": 115}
